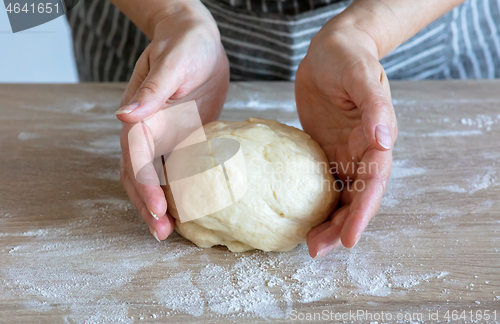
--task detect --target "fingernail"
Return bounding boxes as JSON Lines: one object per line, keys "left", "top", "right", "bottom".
{"left": 313, "top": 245, "right": 334, "bottom": 260}
{"left": 115, "top": 102, "right": 139, "bottom": 115}
{"left": 150, "top": 209, "right": 159, "bottom": 221}
{"left": 351, "top": 233, "right": 362, "bottom": 249}
{"left": 149, "top": 225, "right": 161, "bottom": 242}
{"left": 375, "top": 124, "right": 392, "bottom": 149}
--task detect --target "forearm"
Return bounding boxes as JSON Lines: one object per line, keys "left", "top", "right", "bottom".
{"left": 108, "top": 0, "right": 217, "bottom": 39}
{"left": 328, "top": 0, "right": 466, "bottom": 59}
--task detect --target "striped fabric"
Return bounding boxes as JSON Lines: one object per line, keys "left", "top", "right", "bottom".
{"left": 218, "top": 0, "right": 341, "bottom": 15}
{"left": 65, "top": 0, "right": 500, "bottom": 82}
{"left": 203, "top": 0, "right": 350, "bottom": 80}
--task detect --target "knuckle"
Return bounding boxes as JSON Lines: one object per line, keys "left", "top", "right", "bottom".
{"left": 149, "top": 41, "right": 167, "bottom": 60}
{"left": 349, "top": 60, "right": 372, "bottom": 77}
{"left": 138, "top": 81, "right": 160, "bottom": 96}
{"left": 370, "top": 97, "right": 390, "bottom": 111}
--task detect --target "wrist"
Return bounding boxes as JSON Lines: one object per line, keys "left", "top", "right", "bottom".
{"left": 152, "top": 0, "right": 219, "bottom": 41}
{"left": 323, "top": 2, "right": 400, "bottom": 59}
{"left": 319, "top": 16, "right": 380, "bottom": 61}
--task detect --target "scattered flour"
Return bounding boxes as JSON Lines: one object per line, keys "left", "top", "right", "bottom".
{"left": 460, "top": 114, "right": 496, "bottom": 131}
{"left": 224, "top": 95, "right": 296, "bottom": 112}
{"left": 78, "top": 135, "right": 122, "bottom": 157}
{"left": 468, "top": 168, "right": 497, "bottom": 194}
{"left": 390, "top": 160, "right": 426, "bottom": 179}
{"left": 17, "top": 132, "right": 41, "bottom": 140}
{"left": 1, "top": 197, "right": 452, "bottom": 322}
{"left": 436, "top": 184, "right": 467, "bottom": 193}
{"left": 281, "top": 118, "right": 303, "bottom": 130}
{"left": 20, "top": 100, "right": 113, "bottom": 115}
{"left": 423, "top": 129, "right": 484, "bottom": 137}
{"left": 152, "top": 246, "right": 450, "bottom": 318}
{"left": 56, "top": 120, "right": 122, "bottom": 132}
{"left": 155, "top": 272, "right": 204, "bottom": 317}
{"left": 392, "top": 99, "right": 418, "bottom": 106}
{"left": 381, "top": 160, "right": 426, "bottom": 207}
{"left": 399, "top": 129, "right": 483, "bottom": 137}
{"left": 1, "top": 199, "right": 200, "bottom": 323}
{"left": 0, "top": 229, "right": 50, "bottom": 238}
{"left": 398, "top": 113, "right": 500, "bottom": 138}
{"left": 442, "top": 98, "right": 500, "bottom": 104}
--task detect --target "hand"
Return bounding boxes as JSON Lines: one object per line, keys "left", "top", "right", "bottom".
{"left": 116, "top": 7, "right": 229, "bottom": 241}
{"left": 295, "top": 18, "right": 398, "bottom": 258}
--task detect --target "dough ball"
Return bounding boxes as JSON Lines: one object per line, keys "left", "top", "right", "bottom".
{"left": 164, "top": 118, "right": 339, "bottom": 252}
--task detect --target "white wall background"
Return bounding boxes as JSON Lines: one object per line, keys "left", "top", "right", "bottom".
{"left": 0, "top": 8, "right": 78, "bottom": 83}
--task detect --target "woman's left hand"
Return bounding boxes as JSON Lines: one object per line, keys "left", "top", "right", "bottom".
{"left": 295, "top": 17, "right": 398, "bottom": 258}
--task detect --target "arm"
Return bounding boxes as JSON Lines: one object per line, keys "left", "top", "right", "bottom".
{"left": 108, "top": 0, "right": 217, "bottom": 40}
{"left": 329, "top": 0, "right": 466, "bottom": 59}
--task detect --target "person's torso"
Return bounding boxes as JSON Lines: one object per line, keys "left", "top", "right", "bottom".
{"left": 216, "top": 0, "right": 343, "bottom": 15}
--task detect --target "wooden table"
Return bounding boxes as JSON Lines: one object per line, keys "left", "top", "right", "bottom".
{"left": 0, "top": 82, "right": 499, "bottom": 323}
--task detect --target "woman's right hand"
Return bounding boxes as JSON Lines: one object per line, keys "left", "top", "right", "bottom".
{"left": 116, "top": 2, "right": 230, "bottom": 242}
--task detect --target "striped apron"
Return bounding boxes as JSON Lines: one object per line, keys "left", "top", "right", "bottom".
{"left": 66, "top": 0, "right": 500, "bottom": 82}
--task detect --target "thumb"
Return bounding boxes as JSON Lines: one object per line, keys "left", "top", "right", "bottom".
{"left": 116, "top": 57, "right": 183, "bottom": 124}
{"left": 345, "top": 62, "right": 398, "bottom": 151}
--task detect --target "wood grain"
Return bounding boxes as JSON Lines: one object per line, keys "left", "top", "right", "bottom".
{"left": 0, "top": 82, "right": 499, "bottom": 323}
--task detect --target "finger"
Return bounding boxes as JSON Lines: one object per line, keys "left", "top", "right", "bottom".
{"left": 120, "top": 158, "right": 157, "bottom": 230}
{"left": 136, "top": 179, "right": 168, "bottom": 225}
{"left": 343, "top": 61, "right": 397, "bottom": 151}
{"left": 340, "top": 148, "right": 393, "bottom": 248}
{"left": 379, "top": 69, "right": 399, "bottom": 139}
{"left": 124, "top": 111, "right": 187, "bottom": 215}
{"left": 120, "top": 50, "right": 150, "bottom": 109}
{"left": 121, "top": 169, "right": 175, "bottom": 240}
{"left": 306, "top": 205, "right": 350, "bottom": 259}
{"left": 122, "top": 122, "right": 168, "bottom": 221}
{"left": 162, "top": 211, "right": 177, "bottom": 238}
{"left": 115, "top": 51, "right": 184, "bottom": 123}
